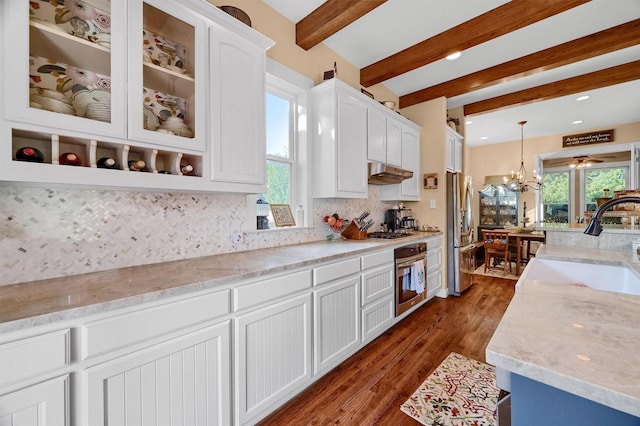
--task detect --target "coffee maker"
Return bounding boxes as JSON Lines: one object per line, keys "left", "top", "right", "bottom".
{"left": 385, "top": 208, "right": 416, "bottom": 231}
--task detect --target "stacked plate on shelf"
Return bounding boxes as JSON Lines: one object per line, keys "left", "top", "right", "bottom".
{"left": 85, "top": 102, "right": 110, "bottom": 122}
{"left": 30, "top": 88, "right": 76, "bottom": 116}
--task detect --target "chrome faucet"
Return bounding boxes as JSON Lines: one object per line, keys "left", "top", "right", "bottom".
{"left": 584, "top": 196, "right": 640, "bottom": 236}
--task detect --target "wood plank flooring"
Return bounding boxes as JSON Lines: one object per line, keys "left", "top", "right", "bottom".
{"left": 258, "top": 275, "right": 516, "bottom": 425}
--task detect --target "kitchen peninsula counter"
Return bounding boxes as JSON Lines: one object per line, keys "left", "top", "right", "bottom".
{"left": 0, "top": 232, "right": 440, "bottom": 333}
{"left": 487, "top": 244, "right": 640, "bottom": 419}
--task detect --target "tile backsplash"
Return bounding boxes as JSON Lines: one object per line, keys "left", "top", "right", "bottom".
{"left": 0, "top": 184, "right": 396, "bottom": 285}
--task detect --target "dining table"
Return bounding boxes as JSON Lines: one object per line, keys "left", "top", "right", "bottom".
{"left": 507, "top": 231, "right": 546, "bottom": 275}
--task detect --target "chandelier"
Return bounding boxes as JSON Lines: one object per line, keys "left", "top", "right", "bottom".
{"left": 503, "top": 120, "right": 542, "bottom": 192}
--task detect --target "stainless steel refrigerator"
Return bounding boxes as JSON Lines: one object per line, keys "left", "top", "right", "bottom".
{"left": 446, "top": 172, "right": 476, "bottom": 296}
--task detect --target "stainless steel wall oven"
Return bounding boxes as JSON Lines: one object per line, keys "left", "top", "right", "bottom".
{"left": 395, "top": 242, "right": 427, "bottom": 316}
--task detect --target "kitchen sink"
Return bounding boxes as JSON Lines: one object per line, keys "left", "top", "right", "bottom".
{"left": 518, "top": 258, "right": 640, "bottom": 296}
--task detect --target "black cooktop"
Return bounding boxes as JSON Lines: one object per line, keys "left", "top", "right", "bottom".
{"left": 367, "top": 231, "right": 413, "bottom": 239}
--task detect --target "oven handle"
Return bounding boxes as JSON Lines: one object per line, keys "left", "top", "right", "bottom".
{"left": 396, "top": 254, "right": 427, "bottom": 269}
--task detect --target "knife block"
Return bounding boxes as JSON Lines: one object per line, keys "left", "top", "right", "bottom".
{"left": 341, "top": 221, "right": 368, "bottom": 240}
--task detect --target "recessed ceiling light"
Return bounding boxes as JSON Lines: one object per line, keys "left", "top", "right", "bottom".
{"left": 446, "top": 51, "right": 462, "bottom": 61}
{"left": 576, "top": 95, "right": 590, "bottom": 101}
{"left": 572, "top": 120, "right": 584, "bottom": 125}
{"left": 466, "top": 120, "right": 473, "bottom": 125}
{"left": 480, "top": 136, "right": 488, "bottom": 140}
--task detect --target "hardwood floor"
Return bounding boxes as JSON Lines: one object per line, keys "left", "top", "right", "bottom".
{"left": 258, "top": 275, "right": 516, "bottom": 426}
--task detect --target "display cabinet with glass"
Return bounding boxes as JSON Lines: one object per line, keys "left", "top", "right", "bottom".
{"left": 1, "top": 0, "right": 274, "bottom": 193}
{"left": 127, "top": 0, "right": 206, "bottom": 151}
{"left": 478, "top": 184, "right": 519, "bottom": 227}
{"left": 3, "top": 0, "right": 126, "bottom": 137}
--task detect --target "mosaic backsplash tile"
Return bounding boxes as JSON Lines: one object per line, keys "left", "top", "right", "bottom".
{"left": 0, "top": 184, "right": 396, "bottom": 285}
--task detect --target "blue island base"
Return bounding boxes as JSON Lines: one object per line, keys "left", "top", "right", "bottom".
{"left": 510, "top": 373, "right": 639, "bottom": 426}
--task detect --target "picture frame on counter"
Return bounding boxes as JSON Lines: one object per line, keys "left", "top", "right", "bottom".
{"left": 270, "top": 204, "right": 296, "bottom": 227}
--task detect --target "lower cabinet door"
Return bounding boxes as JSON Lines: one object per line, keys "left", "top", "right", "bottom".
{"left": 85, "top": 321, "right": 231, "bottom": 426}
{"left": 362, "top": 295, "right": 395, "bottom": 344}
{"left": 313, "top": 276, "right": 361, "bottom": 375}
{"left": 0, "top": 375, "right": 68, "bottom": 426}
{"left": 234, "top": 294, "right": 312, "bottom": 425}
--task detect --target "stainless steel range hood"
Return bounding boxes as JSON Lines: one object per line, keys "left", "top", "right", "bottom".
{"left": 368, "top": 162, "right": 413, "bottom": 185}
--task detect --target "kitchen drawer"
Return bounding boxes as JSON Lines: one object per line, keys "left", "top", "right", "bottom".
{"left": 313, "top": 257, "right": 360, "bottom": 286}
{"left": 361, "top": 249, "right": 393, "bottom": 270}
{"left": 361, "top": 265, "right": 394, "bottom": 306}
{"left": 81, "top": 289, "right": 230, "bottom": 359}
{"left": 234, "top": 270, "right": 312, "bottom": 311}
{"left": 426, "top": 235, "right": 442, "bottom": 250}
{"left": 0, "top": 329, "right": 70, "bottom": 387}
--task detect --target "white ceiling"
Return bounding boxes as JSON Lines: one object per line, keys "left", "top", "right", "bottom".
{"left": 262, "top": 0, "right": 640, "bottom": 147}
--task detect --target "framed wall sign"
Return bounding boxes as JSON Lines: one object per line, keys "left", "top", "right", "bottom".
{"left": 424, "top": 173, "right": 438, "bottom": 189}
{"left": 562, "top": 129, "right": 614, "bottom": 147}
{"left": 270, "top": 204, "right": 296, "bottom": 227}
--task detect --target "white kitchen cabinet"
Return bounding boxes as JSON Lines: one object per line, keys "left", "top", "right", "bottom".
{"left": 0, "top": 0, "right": 273, "bottom": 194}
{"left": 2, "top": 0, "right": 127, "bottom": 139}
{"left": 0, "top": 375, "right": 69, "bottom": 426}
{"left": 85, "top": 322, "right": 231, "bottom": 426}
{"left": 0, "top": 329, "right": 71, "bottom": 425}
{"left": 311, "top": 79, "right": 368, "bottom": 198}
{"left": 235, "top": 294, "right": 312, "bottom": 425}
{"left": 127, "top": 0, "right": 207, "bottom": 152}
{"left": 426, "top": 235, "right": 443, "bottom": 299}
{"left": 380, "top": 123, "right": 422, "bottom": 201}
{"left": 360, "top": 249, "right": 395, "bottom": 344}
{"left": 446, "top": 126, "right": 463, "bottom": 172}
{"left": 209, "top": 23, "right": 271, "bottom": 192}
{"left": 313, "top": 275, "right": 361, "bottom": 375}
{"left": 367, "top": 106, "right": 402, "bottom": 167}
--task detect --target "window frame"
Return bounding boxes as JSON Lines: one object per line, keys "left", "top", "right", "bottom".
{"left": 245, "top": 59, "right": 312, "bottom": 232}
{"left": 541, "top": 166, "right": 575, "bottom": 224}
{"left": 579, "top": 161, "right": 629, "bottom": 213}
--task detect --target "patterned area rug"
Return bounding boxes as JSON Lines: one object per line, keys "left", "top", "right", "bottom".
{"left": 473, "top": 263, "right": 519, "bottom": 281}
{"left": 400, "top": 352, "right": 499, "bottom": 426}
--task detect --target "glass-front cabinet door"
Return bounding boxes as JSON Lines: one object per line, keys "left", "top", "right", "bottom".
{"left": 127, "top": 0, "right": 206, "bottom": 152}
{"left": 3, "top": 0, "right": 126, "bottom": 137}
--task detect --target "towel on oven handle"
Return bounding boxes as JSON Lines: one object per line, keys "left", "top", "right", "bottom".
{"left": 412, "top": 260, "right": 425, "bottom": 294}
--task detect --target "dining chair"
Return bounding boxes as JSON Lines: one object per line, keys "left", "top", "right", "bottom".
{"left": 482, "top": 229, "right": 514, "bottom": 274}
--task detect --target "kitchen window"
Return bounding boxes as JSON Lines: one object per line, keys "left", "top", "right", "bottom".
{"left": 245, "top": 60, "right": 311, "bottom": 231}
{"left": 542, "top": 161, "right": 629, "bottom": 224}
{"left": 542, "top": 170, "right": 572, "bottom": 223}
{"left": 582, "top": 164, "right": 628, "bottom": 213}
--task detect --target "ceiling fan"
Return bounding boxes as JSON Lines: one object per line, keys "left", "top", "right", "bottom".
{"left": 543, "top": 152, "right": 629, "bottom": 169}
{"left": 568, "top": 155, "right": 603, "bottom": 169}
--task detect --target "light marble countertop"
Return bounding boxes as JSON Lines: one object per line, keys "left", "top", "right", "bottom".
{"left": 487, "top": 244, "right": 640, "bottom": 417}
{"left": 0, "top": 232, "right": 441, "bottom": 333}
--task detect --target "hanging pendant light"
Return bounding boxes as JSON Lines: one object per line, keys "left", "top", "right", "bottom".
{"left": 503, "top": 121, "right": 542, "bottom": 192}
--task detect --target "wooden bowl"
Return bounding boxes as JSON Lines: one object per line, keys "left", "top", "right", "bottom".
{"left": 219, "top": 6, "right": 251, "bottom": 27}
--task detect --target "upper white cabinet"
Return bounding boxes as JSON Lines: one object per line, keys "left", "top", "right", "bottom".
{"left": 446, "top": 126, "right": 463, "bottom": 172}
{"left": 380, "top": 123, "right": 421, "bottom": 201}
{"left": 0, "top": 0, "right": 273, "bottom": 193}
{"left": 3, "top": 0, "right": 127, "bottom": 138}
{"left": 311, "top": 79, "right": 368, "bottom": 198}
{"left": 209, "top": 24, "right": 269, "bottom": 191}
{"left": 127, "top": 0, "right": 207, "bottom": 152}
{"left": 367, "top": 106, "right": 402, "bottom": 167}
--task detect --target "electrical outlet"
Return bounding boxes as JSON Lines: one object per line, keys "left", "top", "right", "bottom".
{"left": 231, "top": 232, "right": 244, "bottom": 244}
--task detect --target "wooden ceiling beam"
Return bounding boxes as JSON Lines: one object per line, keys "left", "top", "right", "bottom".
{"left": 400, "top": 19, "right": 640, "bottom": 108}
{"left": 463, "top": 60, "right": 640, "bottom": 116}
{"left": 360, "top": 0, "right": 590, "bottom": 88}
{"left": 296, "top": 0, "right": 388, "bottom": 50}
